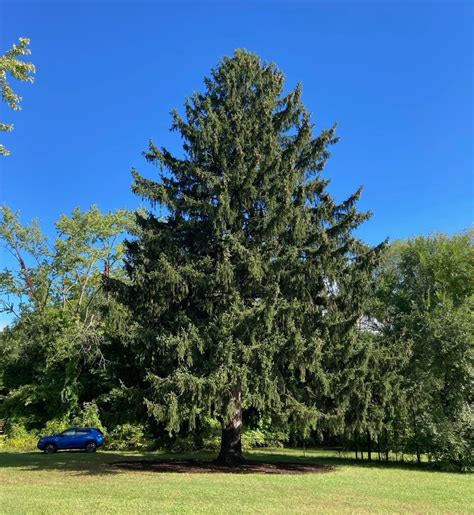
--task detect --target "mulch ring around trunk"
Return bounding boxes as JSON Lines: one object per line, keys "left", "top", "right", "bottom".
{"left": 110, "top": 459, "right": 335, "bottom": 474}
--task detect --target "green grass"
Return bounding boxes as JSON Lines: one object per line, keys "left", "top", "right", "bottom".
{"left": 0, "top": 448, "right": 471, "bottom": 514}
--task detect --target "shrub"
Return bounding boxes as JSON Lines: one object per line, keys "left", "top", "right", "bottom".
{"left": 171, "top": 435, "right": 196, "bottom": 452}
{"left": 106, "top": 423, "right": 152, "bottom": 451}
{"left": 199, "top": 417, "right": 288, "bottom": 451}
{"left": 200, "top": 417, "right": 221, "bottom": 450}
{"left": 243, "top": 426, "right": 287, "bottom": 450}
{"left": 3, "top": 422, "right": 37, "bottom": 451}
{"left": 242, "top": 427, "right": 266, "bottom": 449}
{"left": 40, "top": 416, "right": 71, "bottom": 436}
{"left": 429, "top": 411, "right": 473, "bottom": 472}
{"left": 39, "top": 402, "right": 106, "bottom": 438}
{"left": 72, "top": 402, "right": 106, "bottom": 434}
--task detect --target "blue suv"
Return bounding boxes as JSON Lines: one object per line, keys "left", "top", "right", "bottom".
{"left": 37, "top": 427, "right": 104, "bottom": 453}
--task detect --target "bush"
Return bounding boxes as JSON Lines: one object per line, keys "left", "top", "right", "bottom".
{"left": 171, "top": 435, "right": 196, "bottom": 452}
{"left": 243, "top": 425, "right": 287, "bottom": 450}
{"left": 429, "top": 411, "right": 473, "bottom": 472}
{"left": 242, "top": 427, "right": 266, "bottom": 449}
{"left": 106, "top": 423, "right": 152, "bottom": 451}
{"left": 201, "top": 417, "right": 221, "bottom": 450}
{"left": 3, "top": 422, "right": 37, "bottom": 451}
{"left": 199, "top": 417, "right": 288, "bottom": 451}
{"left": 39, "top": 403, "right": 106, "bottom": 437}
{"left": 40, "top": 416, "right": 71, "bottom": 436}
{"left": 72, "top": 402, "right": 106, "bottom": 434}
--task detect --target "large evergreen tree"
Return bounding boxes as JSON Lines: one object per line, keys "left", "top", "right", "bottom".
{"left": 121, "top": 50, "right": 382, "bottom": 463}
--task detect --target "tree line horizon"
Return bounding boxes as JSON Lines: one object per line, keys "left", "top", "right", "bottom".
{"left": 0, "top": 50, "right": 472, "bottom": 470}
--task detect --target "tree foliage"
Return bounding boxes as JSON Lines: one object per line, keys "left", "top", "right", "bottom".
{"left": 373, "top": 232, "right": 473, "bottom": 470}
{"left": 0, "top": 206, "right": 132, "bottom": 427}
{"left": 0, "top": 51, "right": 470, "bottom": 471}
{"left": 0, "top": 37, "right": 35, "bottom": 156}
{"left": 118, "top": 50, "right": 382, "bottom": 462}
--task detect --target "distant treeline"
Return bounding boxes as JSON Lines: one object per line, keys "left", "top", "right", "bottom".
{"left": 0, "top": 206, "right": 471, "bottom": 469}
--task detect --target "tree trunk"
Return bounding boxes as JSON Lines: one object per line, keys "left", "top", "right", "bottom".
{"left": 216, "top": 388, "right": 244, "bottom": 465}
{"left": 193, "top": 416, "right": 204, "bottom": 450}
{"left": 410, "top": 397, "right": 421, "bottom": 465}
{"left": 367, "top": 432, "right": 372, "bottom": 461}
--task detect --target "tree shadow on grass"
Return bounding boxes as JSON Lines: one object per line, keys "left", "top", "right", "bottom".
{"left": 248, "top": 450, "right": 464, "bottom": 474}
{"left": 111, "top": 457, "right": 334, "bottom": 474}
{"left": 0, "top": 451, "right": 140, "bottom": 476}
{"left": 0, "top": 449, "right": 462, "bottom": 476}
{"left": 110, "top": 451, "right": 457, "bottom": 475}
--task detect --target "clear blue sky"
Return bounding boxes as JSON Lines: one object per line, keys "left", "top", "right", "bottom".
{"left": 1, "top": 0, "right": 472, "bottom": 246}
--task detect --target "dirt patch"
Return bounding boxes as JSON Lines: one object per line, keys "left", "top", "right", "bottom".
{"left": 111, "top": 459, "right": 335, "bottom": 475}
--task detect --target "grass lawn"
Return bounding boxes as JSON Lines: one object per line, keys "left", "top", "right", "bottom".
{"left": 0, "top": 448, "right": 471, "bottom": 514}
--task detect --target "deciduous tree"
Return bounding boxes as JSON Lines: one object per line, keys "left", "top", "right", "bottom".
{"left": 0, "top": 206, "right": 132, "bottom": 426}
{"left": 0, "top": 38, "right": 35, "bottom": 156}
{"left": 374, "top": 232, "right": 473, "bottom": 470}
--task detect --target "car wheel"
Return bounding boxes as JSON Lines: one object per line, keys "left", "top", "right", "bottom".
{"left": 85, "top": 441, "right": 97, "bottom": 453}
{"left": 44, "top": 443, "right": 56, "bottom": 454}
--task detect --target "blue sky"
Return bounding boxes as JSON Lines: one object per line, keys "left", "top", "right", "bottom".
{"left": 1, "top": 0, "right": 472, "bottom": 247}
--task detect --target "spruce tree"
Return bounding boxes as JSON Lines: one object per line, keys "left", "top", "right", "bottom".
{"left": 121, "top": 50, "right": 382, "bottom": 464}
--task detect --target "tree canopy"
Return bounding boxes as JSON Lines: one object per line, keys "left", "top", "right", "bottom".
{"left": 373, "top": 232, "right": 473, "bottom": 469}
{"left": 0, "top": 206, "right": 132, "bottom": 426}
{"left": 0, "top": 38, "right": 35, "bottom": 156}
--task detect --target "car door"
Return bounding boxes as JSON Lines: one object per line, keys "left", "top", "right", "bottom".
{"left": 74, "top": 429, "right": 90, "bottom": 448}
{"left": 58, "top": 429, "right": 76, "bottom": 449}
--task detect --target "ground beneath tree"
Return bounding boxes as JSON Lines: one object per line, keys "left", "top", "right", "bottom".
{"left": 111, "top": 458, "right": 335, "bottom": 474}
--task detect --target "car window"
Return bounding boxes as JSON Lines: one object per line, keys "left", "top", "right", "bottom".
{"left": 61, "top": 429, "right": 75, "bottom": 436}
{"left": 75, "top": 430, "right": 90, "bottom": 435}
